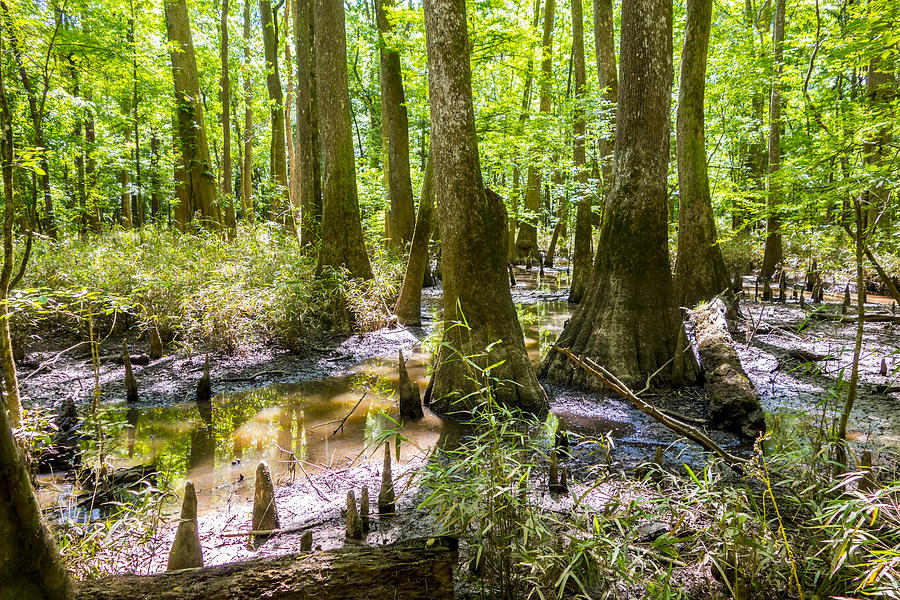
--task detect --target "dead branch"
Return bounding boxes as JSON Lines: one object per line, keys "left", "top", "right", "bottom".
{"left": 553, "top": 345, "right": 749, "bottom": 475}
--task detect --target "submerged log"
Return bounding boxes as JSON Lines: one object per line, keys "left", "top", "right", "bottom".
{"left": 689, "top": 298, "right": 766, "bottom": 438}
{"left": 398, "top": 351, "right": 423, "bottom": 420}
{"left": 75, "top": 536, "right": 458, "bottom": 600}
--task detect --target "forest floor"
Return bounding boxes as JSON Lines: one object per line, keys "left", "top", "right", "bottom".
{"left": 19, "top": 267, "right": 900, "bottom": 598}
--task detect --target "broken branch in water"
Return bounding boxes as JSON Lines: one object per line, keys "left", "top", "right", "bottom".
{"left": 553, "top": 345, "right": 749, "bottom": 475}
{"left": 332, "top": 391, "right": 368, "bottom": 436}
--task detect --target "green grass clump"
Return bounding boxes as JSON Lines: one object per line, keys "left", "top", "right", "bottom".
{"left": 19, "top": 224, "right": 405, "bottom": 351}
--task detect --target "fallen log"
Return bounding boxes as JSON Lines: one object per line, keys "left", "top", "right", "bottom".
{"left": 690, "top": 299, "right": 766, "bottom": 438}
{"left": 75, "top": 536, "right": 458, "bottom": 600}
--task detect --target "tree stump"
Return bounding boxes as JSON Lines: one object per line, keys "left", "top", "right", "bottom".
{"left": 251, "top": 461, "right": 279, "bottom": 546}
{"left": 398, "top": 351, "right": 423, "bottom": 420}
{"left": 123, "top": 340, "right": 139, "bottom": 404}
{"left": 197, "top": 354, "right": 212, "bottom": 404}
{"left": 345, "top": 490, "right": 363, "bottom": 540}
{"left": 149, "top": 326, "right": 164, "bottom": 360}
{"left": 167, "top": 481, "right": 203, "bottom": 570}
{"left": 378, "top": 444, "right": 395, "bottom": 516}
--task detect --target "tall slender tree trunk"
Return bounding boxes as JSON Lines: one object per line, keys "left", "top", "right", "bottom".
{"left": 673, "top": 0, "right": 729, "bottom": 308}
{"left": 165, "top": 0, "right": 219, "bottom": 228}
{"left": 69, "top": 57, "right": 88, "bottom": 236}
{"left": 295, "top": 0, "right": 321, "bottom": 247}
{"left": 508, "top": 0, "right": 542, "bottom": 263}
{"left": 242, "top": 0, "right": 254, "bottom": 223}
{"left": 760, "top": 0, "right": 785, "bottom": 279}
{"left": 0, "top": 6, "right": 56, "bottom": 238}
{"left": 375, "top": 0, "right": 415, "bottom": 248}
{"left": 422, "top": 0, "right": 548, "bottom": 415}
{"left": 120, "top": 139, "right": 133, "bottom": 228}
{"left": 568, "top": 0, "right": 592, "bottom": 303}
{"left": 540, "top": 0, "right": 697, "bottom": 390}
{"left": 0, "top": 53, "right": 22, "bottom": 426}
{"left": 314, "top": 0, "right": 372, "bottom": 279}
{"left": 150, "top": 134, "right": 160, "bottom": 221}
{"left": 592, "top": 0, "right": 617, "bottom": 188}
{"left": 862, "top": 45, "right": 895, "bottom": 229}
{"left": 129, "top": 16, "right": 143, "bottom": 227}
{"left": 221, "top": 0, "right": 236, "bottom": 233}
{"left": 284, "top": 0, "right": 298, "bottom": 217}
{"left": 260, "top": 0, "right": 292, "bottom": 228}
{"left": 394, "top": 153, "right": 433, "bottom": 325}
{"left": 515, "top": 0, "right": 554, "bottom": 264}
{"left": 84, "top": 90, "right": 100, "bottom": 231}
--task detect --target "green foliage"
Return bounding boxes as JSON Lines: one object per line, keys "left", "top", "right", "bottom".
{"left": 20, "top": 224, "right": 404, "bottom": 350}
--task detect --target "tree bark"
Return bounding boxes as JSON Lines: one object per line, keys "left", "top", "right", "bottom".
{"left": 221, "top": 0, "right": 236, "bottom": 233}
{"left": 673, "top": 0, "right": 729, "bottom": 309}
{"left": 862, "top": 45, "right": 895, "bottom": 230}
{"left": 375, "top": 0, "right": 415, "bottom": 248}
{"left": 508, "top": 0, "right": 541, "bottom": 263}
{"left": 0, "top": 391, "right": 73, "bottom": 598}
{"left": 296, "top": 0, "right": 321, "bottom": 246}
{"left": 394, "top": 153, "right": 433, "bottom": 325}
{"left": 75, "top": 537, "right": 456, "bottom": 600}
{"left": 0, "top": 53, "right": 21, "bottom": 426}
{"left": 314, "top": 0, "right": 373, "bottom": 279}
{"left": 84, "top": 89, "right": 101, "bottom": 232}
{"left": 514, "top": 0, "right": 554, "bottom": 264}
{"left": 539, "top": 0, "right": 698, "bottom": 390}
{"left": 260, "top": 0, "right": 292, "bottom": 228}
{"left": 568, "top": 0, "right": 591, "bottom": 303}
{"left": 592, "top": 0, "right": 617, "bottom": 187}
{"left": 164, "top": 0, "right": 219, "bottom": 228}
{"left": 759, "top": 0, "right": 784, "bottom": 279}
{"left": 422, "top": 0, "right": 548, "bottom": 415}
{"left": 242, "top": 0, "right": 254, "bottom": 223}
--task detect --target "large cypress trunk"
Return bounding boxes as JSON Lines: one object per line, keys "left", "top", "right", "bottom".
{"left": 422, "top": 0, "right": 548, "bottom": 416}
{"left": 164, "top": 0, "right": 219, "bottom": 228}
{"left": 260, "top": 0, "right": 291, "bottom": 228}
{"left": 568, "top": 0, "right": 591, "bottom": 303}
{"left": 0, "top": 402, "right": 73, "bottom": 599}
{"left": 375, "top": 0, "right": 415, "bottom": 247}
{"left": 759, "top": 0, "right": 784, "bottom": 279}
{"left": 673, "top": 0, "right": 729, "bottom": 309}
{"left": 539, "top": 0, "right": 697, "bottom": 390}
{"left": 314, "top": 0, "right": 372, "bottom": 279}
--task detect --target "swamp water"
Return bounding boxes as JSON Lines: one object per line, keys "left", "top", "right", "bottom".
{"left": 39, "top": 267, "right": 900, "bottom": 521}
